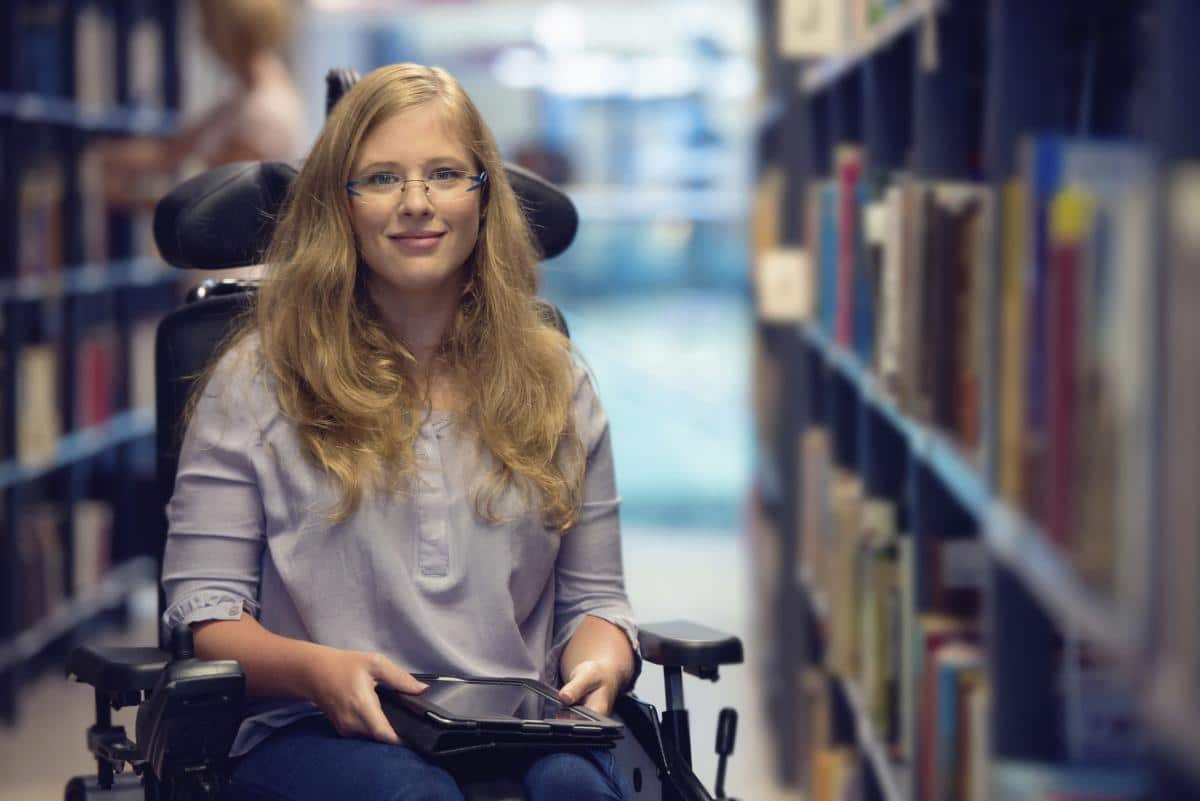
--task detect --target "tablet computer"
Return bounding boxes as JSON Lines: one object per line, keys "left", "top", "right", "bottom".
{"left": 376, "top": 675, "right": 624, "bottom": 758}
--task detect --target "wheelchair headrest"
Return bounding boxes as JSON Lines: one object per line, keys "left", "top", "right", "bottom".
{"left": 325, "top": 67, "right": 360, "bottom": 116}
{"left": 153, "top": 159, "right": 579, "bottom": 270}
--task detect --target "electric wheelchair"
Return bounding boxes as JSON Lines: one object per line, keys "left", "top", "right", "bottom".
{"left": 61, "top": 68, "right": 745, "bottom": 801}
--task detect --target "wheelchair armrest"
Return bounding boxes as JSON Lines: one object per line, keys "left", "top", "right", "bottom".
{"left": 638, "top": 621, "right": 743, "bottom": 680}
{"left": 67, "top": 645, "right": 170, "bottom": 694}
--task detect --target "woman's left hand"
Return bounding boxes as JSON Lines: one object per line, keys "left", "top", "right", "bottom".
{"left": 558, "top": 659, "right": 624, "bottom": 716}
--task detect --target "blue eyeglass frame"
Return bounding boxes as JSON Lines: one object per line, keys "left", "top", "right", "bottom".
{"left": 346, "top": 169, "right": 488, "bottom": 198}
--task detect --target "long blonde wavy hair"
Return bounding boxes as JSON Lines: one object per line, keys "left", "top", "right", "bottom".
{"left": 210, "top": 64, "right": 585, "bottom": 530}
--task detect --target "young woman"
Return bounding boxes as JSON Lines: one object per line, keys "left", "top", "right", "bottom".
{"left": 161, "top": 63, "right": 638, "bottom": 801}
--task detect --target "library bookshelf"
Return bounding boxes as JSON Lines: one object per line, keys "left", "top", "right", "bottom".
{"left": 752, "top": 0, "right": 1200, "bottom": 799}
{"left": 0, "top": 0, "right": 183, "bottom": 722}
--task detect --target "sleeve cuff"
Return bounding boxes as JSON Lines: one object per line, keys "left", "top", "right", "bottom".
{"left": 161, "top": 591, "right": 260, "bottom": 643}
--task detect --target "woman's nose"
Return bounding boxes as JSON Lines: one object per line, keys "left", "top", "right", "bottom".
{"left": 398, "top": 183, "right": 433, "bottom": 215}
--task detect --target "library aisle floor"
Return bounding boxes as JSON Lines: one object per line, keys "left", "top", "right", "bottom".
{"left": 0, "top": 528, "right": 797, "bottom": 801}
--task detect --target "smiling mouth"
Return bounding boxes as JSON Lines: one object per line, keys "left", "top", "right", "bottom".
{"left": 388, "top": 233, "right": 445, "bottom": 250}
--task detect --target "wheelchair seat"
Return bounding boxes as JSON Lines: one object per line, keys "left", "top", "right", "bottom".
{"left": 63, "top": 68, "right": 744, "bottom": 801}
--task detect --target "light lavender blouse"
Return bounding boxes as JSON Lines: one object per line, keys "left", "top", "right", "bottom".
{"left": 161, "top": 336, "right": 639, "bottom": 757}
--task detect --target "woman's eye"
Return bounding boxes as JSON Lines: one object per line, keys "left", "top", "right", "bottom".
{"left": 367, "top": 173, "right": 400, "bottom": 186}
{"left": 429, "top": 168, "right": 463, "bottom": 182}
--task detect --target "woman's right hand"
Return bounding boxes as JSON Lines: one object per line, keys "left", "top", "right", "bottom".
{"left": 303, "top": 648, "right": 428, "bottom": 744}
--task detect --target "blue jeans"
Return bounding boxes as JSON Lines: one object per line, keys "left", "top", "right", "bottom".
{"left": 225, "top": 716, "right": 631, "bottom": 801}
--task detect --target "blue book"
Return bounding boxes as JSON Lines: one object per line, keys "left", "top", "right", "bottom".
{"left": 852, "top": 180, "right": 876, "bottom": 364}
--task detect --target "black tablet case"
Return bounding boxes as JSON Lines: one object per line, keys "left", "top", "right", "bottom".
{"left": 376, "top": 675, "right": 624, "bottom": 758}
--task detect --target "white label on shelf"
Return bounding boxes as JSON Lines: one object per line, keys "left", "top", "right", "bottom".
{"left": 756, "top": 247, "right": 812, "bottom": 323}
{"left": 779, "top": 0, "right": 848, "bottom": 58}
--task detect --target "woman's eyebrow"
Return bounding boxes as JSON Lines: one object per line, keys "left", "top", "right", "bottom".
{"left": 354, "top": 156, "right": 471, "bottom": 172}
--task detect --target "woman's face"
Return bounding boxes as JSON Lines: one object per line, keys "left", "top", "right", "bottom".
{"left": 348, "top": 106, "right": 482, "bottom": 313}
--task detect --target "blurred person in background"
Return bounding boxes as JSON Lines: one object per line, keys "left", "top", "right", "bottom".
{"left": 89, "top": 0, "right": 304, "bottom": 281}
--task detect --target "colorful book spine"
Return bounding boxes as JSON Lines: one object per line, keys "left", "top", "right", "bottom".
{"left": 836, "top": 147, "right": 863, "bottom": 347}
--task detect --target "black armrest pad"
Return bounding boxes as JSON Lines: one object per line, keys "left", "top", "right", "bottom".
{"left": 67, "top": 645, "right": 170, "bottom": 692}
{"left": 638, "top": 621, "right": 743, "bottom": 669}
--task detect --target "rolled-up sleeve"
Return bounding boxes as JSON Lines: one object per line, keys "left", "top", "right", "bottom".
{"left": 550, "top": 365, "right": 641, "bottom": 684}
{"left": 161, "top": 345, "right": 268, "bottom": 642}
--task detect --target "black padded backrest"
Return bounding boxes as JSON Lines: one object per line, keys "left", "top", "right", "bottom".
{"left": 153, "top": 161, "right": 296, "bottom": 270}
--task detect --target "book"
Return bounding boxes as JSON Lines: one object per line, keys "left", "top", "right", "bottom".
{"left": 835, "top": 147, "right": 864, "bottom": 347}
{"left": 79, "top": 145, "right": 110, "bottom": 264}
{"left": 826, "top": 470, "right": 864, "bottom": 677}
{"left": 876, "top": 181, "right": 908, "bottom": 398}
{"left": 914, "top": 183, "right": 991, "bottom": 456}
{"left": 998, "top": 177, "right": 1029, "bottom": 505}
{"left": 16, "top": 504, "right": 66, "bottom": 627}
{"left": 811, "top": 746, "right": 857, "bottom": 801}
{"left": 127, "top": 11, "right": 164, "bottom": 109}
{"left": 857, "top": 498, "right": 898, "bottom": 733}
{"left": 1159, "top": 165, "right": 1200, "bottom": 716}
{"left": 130, "top": 316, "right": 160, "bottom": 412}
{"left": 17, "top": 343, "right": 62, "bottom": 466}
{"left": 816, "top": 180, "right": 841, "bottom": 338}
{"left": 915, "top": 618, "right": 981, "bottom": 801}
{"left": 930, "top": 643, "right": 983, "bottom": 801}
{"left": 75, "top": 325, "right": 119, "bottom": 429}
{"left": 16, "top": 1, "right": 68, "bottom": 96}
{"left": 17, "top": 159, "right": 65, "bottom": 279}
{"left": 1018, "top": 136, "right": 1151, "bottom": 527}
{"left": 74, "top": 0, "right": 116, "bottom": 109}
{"left": 72, "top": 499, "right": 114, "bottom": 593}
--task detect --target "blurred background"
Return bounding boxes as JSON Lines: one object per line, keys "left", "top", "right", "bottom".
{"left": 4, "top": 1, "right": 1200, "bottom": 800}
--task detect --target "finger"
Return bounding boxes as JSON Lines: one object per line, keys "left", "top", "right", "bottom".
{"left": 362, "top": 695, "right": 401, "bottom": 745}
{"left": 559, "top": 667, "right": 601, "bottom": 705}
{"left": 369, "top": 654, "right": 429, "bottom": 695}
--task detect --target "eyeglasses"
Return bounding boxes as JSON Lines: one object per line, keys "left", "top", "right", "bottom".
{"left": 347, "top": 168, "right": 488, "bottom": 200}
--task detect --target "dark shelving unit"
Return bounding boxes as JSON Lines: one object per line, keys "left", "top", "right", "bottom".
{"left": 0, "top": 0, "right": 183, "bottom": 724}
{"left": 753, "top": 0, "right": 1199, "bottom": 798}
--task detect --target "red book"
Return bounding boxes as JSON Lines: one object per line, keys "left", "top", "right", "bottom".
{"left": 835, "top": 147, "right": 863, "bottom": 347}
{"left": 1045, "top": 188, "right": 1088, "bottom": 548}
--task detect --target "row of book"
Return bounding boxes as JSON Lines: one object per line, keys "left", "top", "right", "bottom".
{"left": 10, "top": 0, "right": 166, "bottom": 108}
{"left": 768, "top": 429, "right": 1142, "bottom": 801}
{"left": 7, "top": 499, "right": 115, "bottom": 630}
{"left": 755, "top": 134, "right": 1155, "bottom": 613}
{"left": 7, "top": 315, "right": 158, "bottom": 466}
{"left": 16, "top": 147, "right": 160, "bottom": 280}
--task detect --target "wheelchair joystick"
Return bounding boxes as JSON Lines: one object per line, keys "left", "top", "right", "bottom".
{"left": 714, "top": 706, "right": 738, "bottom": 800}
